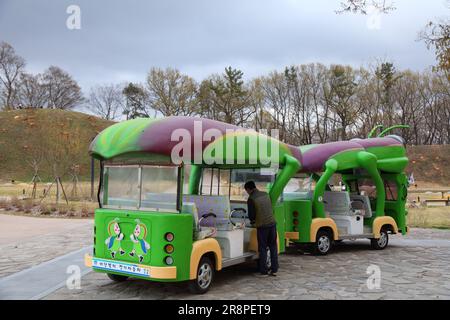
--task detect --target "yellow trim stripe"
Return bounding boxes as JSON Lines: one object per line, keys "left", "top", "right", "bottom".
{"left": 189, "top": 238, "right": 223, "bottom": 280}
{"left": 372, "top": 216, "right": 398, "bottom": 238}
{"left": 285, "top": 232, "right": 299, "bottom": 240}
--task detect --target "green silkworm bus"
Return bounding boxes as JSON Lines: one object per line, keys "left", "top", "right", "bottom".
{"left": 85, "top": 117, "right": 409, "bottom": 293}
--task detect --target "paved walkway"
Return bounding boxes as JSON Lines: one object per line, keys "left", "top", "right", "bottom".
{"left": 0, "top": 213, "right": 93, "bottom": 278}
{"left": 45, "top": 229, "right": 450, "bottom": 300}
{"left": 0, "top": 213, "right": 449, "bottom": 300}
{"left": 0, "top": 246, "right": 92, "bottom": 299}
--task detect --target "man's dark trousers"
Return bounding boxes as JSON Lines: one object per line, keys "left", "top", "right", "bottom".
{"left": 257, "top": 223, "right": 279, "bottom": 274}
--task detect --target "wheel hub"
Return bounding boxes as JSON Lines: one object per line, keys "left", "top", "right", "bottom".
{"left": 197, "top": 263, "right": 212, "bottom": 289}
{"left": 378, "top": 232, "right": 388, "bottom": 247}
{"left": 318, "top": 235, "right": 330, "bottom": 252}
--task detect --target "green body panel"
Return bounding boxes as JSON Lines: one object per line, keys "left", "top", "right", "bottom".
{"left": 366, "top": 145, "right": 409, "bottom": 173}
{"left": 377, "top": 157, "right": 409, "bottom": 173}
{"left": 329, "top": 149, "right": 361, "bottom": 171}
{"left": 283, "top": 200, "right": 313, "bottom": 243}
{"left": 313, "top": 159, "right": 338, "bottom": 218}
{"left": 274, "top": 204, "right": 286, "bottom": 253}
{"left": 94, "top": 208, "right": 193, "bottom": 282}
{"left": 383, "top": 173, "right": 408, "bottom": 235}
{"left": 188, "top": 165, "right": 201, "bottom": 195}
{"left": 366, "top": 145, "right": 406, "bottom": 160}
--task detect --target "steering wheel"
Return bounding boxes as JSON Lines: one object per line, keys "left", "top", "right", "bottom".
{"left": 198, "top": 212, "right": 217, "bottom": 230}
{"left": 351, "top": 199, "right": 365, "bottom": 209}
{"left": 350, "top": 199, "right": 366, "bottom": 216}
{"left": 229, "top": 208, "right": 248, "bottom": 227}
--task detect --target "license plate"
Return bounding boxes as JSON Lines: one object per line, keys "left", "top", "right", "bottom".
{"left": 92, "top": 258, "right": 150, "bottom": 277}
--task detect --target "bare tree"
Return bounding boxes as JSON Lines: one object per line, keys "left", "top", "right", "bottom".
{"left": 336, "top": 0, "right": 395, "bottom": 14}
{"left": 248, "top": 78, "right": 267, "bottom": 130}
{"left": 88, "top": 84, "right": 124, "bottom": 120}
{"left": 0, "top": 41, "right": 26, "bottom": 110}
{"left": 146, "top": 67, "right": 199, "bottom": 116}
{"left": 42, "top": 66, "right": 84, "bottom": 109}
{"left": 261, "top": 71, "right": 292, "bottom": 142}
{"left": 419, "top": 17, "right": 450, "bottom": 80}
{"left": 16, "top": 72, "right": 47, "bottom": 108}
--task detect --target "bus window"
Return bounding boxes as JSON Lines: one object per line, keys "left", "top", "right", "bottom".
{"left": 200, "top": 168, "right": 231, "bottom": 196}
{"left": 384, "top": 180, "right": 398, "bottom": 201}
{"left": 357, "top": 179, "right": 377, "bottom": 200}
{"left": 282, "top": 174, "right": 315, "bottom": 200}
{"left": 102, "top": 165, "right": 179, "bottom": 212}
{"left": 103, "top": 166, "right": 140, "bottom": 209}
{"left": 284, "top": 175, "right": 315, "bottom": 193}
{"left": 230, "top": 169, "right": 275, "bottom": 201}
{"left": 140, "top": 166, "right": 179, "bottom": 211}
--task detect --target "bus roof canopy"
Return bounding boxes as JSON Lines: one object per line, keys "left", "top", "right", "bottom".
{"left": 89, "top": 116, "right": 407, "bottom": 173}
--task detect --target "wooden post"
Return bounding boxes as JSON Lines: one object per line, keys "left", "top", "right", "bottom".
{"left": 56, "top": 177, "right": 60, "bottom": 204}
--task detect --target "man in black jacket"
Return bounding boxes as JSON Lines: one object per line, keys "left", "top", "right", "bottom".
{"left": 245, "top": 181, "right": 279, "bottom": 277}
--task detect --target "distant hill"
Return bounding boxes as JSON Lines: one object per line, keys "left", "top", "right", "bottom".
{"left": 406, "top": 144, "right": 450, "bottom": 187}
{"left": 0, "top": 109, "right": 448, "bottom": 186}
{"left": 0, "top": 109, "right": 113, "bottom": 182}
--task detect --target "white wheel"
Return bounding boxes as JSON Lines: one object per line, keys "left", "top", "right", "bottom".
{"left": 198, "top": 262, "right": 213, "bottom": 289}
{"left": 313, "top": 230, "right": 332, "bottom": 255}
{"left": 188, "top": 256, "right": 214, "bottom": 294}
{"left": 371, "top": 229, "right": 389, "bottom": 250}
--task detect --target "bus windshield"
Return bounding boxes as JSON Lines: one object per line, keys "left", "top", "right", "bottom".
{"left": 282, "top": 174, "right": 315, "bottom": 200}
{"left": 101, "top": 165, "right": 180, "bottom": 212}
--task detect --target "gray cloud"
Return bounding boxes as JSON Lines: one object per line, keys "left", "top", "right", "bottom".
{"left": 0, "top": 0, "right": 446, "bottom": 92}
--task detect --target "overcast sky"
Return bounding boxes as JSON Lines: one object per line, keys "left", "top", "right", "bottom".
{"left": 0, "top": 0, "right": 448, "bottom": 93}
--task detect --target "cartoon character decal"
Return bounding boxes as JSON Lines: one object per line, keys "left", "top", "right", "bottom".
{"left": 129, "top": 219, "right": 151, "bottom": 263}
{"left": 105, "top": 218, "right": 125, "bottom": 259}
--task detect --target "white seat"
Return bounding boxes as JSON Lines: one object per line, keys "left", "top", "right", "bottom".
{"left": 283, "top": 191, "right": 313, "bottom": 201}
{"left": 181, "top": 201, "right": 217, "bottom": 240}
{"left": 182, "top": 195, "right": 231, "bottom": 225}
{"left": 350, "top": 195, "right": 372, "bottom": 218}
{"left": 323, "top": 191, "right": 353, "bottom": 216}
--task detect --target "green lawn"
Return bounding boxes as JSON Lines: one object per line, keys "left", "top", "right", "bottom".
{"left": 408, "top": 206, "right": 450, "bottom": 229}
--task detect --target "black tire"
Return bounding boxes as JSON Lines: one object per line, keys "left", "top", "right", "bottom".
{"left": 371, "top": 229, "right": 389, "bottom": 250}
{"left": 312, "top": 230, "right": 332, "bottom": 255}
{"left": 107, "top": 273, "right": 128, "bottom": 282}
{"left": 188, "top": 256, "right": 214, "bottom": 294}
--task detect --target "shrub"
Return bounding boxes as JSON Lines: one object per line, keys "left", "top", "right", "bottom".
{"left": 39, "top": 203, "right": 50, "bottom": 215}
{"left": 10, "top": 196, "right": 20, "bottom": 208}
{"left": 23, "top": 199, "right": 34, "bottom": 213}
{"left": 0, "top": 198, "right": 8, "bottom": 209}
{"left": 80, "top": 203, "right": 89, "bottom": 218}
{"left": 58, "top": 204, "right": 68, "bottom": 216}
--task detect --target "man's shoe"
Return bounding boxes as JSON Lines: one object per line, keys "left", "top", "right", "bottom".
{"left": 269, "top": 271, "right": 277, "bottom": 277}
{"left": 254, "top": 273, "right": 269, "bottom": 278}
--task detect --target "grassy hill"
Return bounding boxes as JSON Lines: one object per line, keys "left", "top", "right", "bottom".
{"left": 406, "top": 144, "right": 450, "bottom": 187}
{"left": 0, "top": 109, "right": 448, "bottom": 186}
{"left": 0, "top": 109, "right": 113, "bottom": 182}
